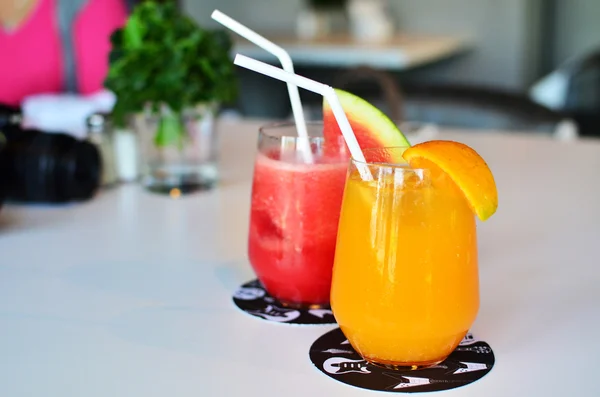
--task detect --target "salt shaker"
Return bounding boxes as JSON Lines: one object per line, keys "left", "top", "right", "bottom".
{"left": 86, "top": 113, "right": 118, "bottom": 187}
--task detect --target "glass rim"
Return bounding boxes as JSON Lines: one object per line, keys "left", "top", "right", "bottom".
{"left": 258, "top": 121, "right": 347, "bottom": 144}
{"left": 259, "top": 120, "right": 324, "bottom": 129}
{"left": 257, "top": 124, "right": 428, "bottom": 171}
{"left": 258, "top": 120, "right": 435, "bottom": 142}
{"left": 351, "top": 146, "right": 429, "bottom": 172}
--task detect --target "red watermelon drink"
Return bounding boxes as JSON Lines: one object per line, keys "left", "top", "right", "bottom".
{"left": 248, "top": 122, "right": 348, "bottom": 307}
{"left": 248, "top": 91, "right": 410, "bottom": 308}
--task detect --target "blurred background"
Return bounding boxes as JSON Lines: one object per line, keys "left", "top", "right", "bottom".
{"left": 1, "top": 0, "right": 599, "bottom": 203}
{"left": 184, "top": 0, "right": 600, "bottom": 138}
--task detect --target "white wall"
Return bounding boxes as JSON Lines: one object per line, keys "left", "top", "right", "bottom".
{"left": 182, "top": 0, "right": 301, "bottom": 32}
{"left": 388, "top": 0, "right": 538, "bottom": 89}
{"left": 553, "top": 0, "right": 600, "bottom": 66}
{"left": 183, "top": 0, "right": 539, "bottom": 90}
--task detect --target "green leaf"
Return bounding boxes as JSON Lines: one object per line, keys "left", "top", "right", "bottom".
{"left": 104, "top": 0, "right": 238, "bottom": 129}
{"left": 123, "top": 13, "right": 143, "bottom": 49}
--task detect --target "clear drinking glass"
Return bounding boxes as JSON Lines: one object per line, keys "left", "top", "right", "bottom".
{"left": 247, "top": 122, "right": 348, "bottom": 308}
{"left": 135, "top": 103, "right": 218, "bottom": 194}
{"left": 331, "top": 147, "right": 480, "bottom": 369}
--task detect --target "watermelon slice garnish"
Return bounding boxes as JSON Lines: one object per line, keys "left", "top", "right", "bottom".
{"left": 323, "top": 89, "right": 411, "bottom": 163}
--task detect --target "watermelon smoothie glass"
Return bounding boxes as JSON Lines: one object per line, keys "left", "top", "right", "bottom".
{"left": 248, "top": 122, "right": 348, "bottom": 308}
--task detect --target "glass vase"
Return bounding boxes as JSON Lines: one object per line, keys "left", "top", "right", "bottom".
{"left": 134, "top": 103, "right": 218, "bottom": 194}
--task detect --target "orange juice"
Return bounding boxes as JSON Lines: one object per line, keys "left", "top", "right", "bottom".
{"left": 331, "top": 157, "right": 479, "bottom": 368}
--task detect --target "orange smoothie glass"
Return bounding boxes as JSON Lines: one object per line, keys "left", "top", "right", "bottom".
{"left": 330, "top": 147, "right": 479, "bottom": 369}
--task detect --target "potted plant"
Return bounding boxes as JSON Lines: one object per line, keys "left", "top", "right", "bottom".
{"left": 105, "top": 1, "right": 237, "bottom": 193}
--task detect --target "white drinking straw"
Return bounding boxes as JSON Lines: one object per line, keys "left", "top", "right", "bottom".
{"left": 211, "top": 10, "right": 313, "bottom": 163}
{"left": 233, "top": 54, "right": 372, "bottom": 180}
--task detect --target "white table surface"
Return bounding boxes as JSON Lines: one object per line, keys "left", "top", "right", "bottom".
{"left": 1, "top": 120, "right": 599, "bottom": 397}
{"left": 234, "top": 33, "right": 469, "bottom": 70}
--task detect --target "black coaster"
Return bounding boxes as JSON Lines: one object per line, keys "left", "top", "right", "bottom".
{"left": 232, "top": 279, "right": 337, "bottom": 325}
{"left": 309, "top": 328, "right": 494, "bottom": 393}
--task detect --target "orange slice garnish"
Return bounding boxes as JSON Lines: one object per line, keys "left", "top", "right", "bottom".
{"left": 402, "top": 140, "right": 498, "bottom": 221}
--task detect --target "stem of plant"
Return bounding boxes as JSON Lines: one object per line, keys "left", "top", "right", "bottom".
{"left": 154, "top": 112, "right": 185, "bottom": 150}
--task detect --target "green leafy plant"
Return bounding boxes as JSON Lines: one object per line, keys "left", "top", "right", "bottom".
{"left": 104, "top": 1, "right": 237, "bottom": 147}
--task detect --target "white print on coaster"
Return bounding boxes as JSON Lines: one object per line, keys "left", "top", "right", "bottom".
{"left": 232, "top": 279, "right": 337, "bottom": 325}
{"left": 309, "top": 328, "right": 494, "bottom": 393}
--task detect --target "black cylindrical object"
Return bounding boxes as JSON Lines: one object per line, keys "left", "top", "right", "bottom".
{"left": 0, "top": 103, "right": 22, "bottom": 130}
{"left": 0, "top": 126, "right": 101, "bottom": 203}
{"left": 0, "top": 132, "right": 6, "bottom": 210}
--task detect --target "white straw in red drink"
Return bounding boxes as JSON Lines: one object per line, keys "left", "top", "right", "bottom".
{"left": 211, "top": 10, "right": 313, "bottom": 163}
{"left": 233, "top": 54, "right": 372, "bottom": 180}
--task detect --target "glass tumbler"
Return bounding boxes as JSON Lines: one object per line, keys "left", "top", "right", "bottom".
{"left": 248, "top": 122, "right": 348, "bottom": 308}
{"left": 331, "top": 147, "right": 479, "bottom": 369}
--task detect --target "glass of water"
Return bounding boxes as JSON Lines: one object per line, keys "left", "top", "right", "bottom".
{"left": 135, "top": 103, "right": 219, "bottom": 194}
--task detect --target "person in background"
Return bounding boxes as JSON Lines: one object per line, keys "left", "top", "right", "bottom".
{"left": 0, "top": 0, "right": 130, "bottom": 107}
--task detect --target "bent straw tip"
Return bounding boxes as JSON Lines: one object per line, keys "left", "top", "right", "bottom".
{"left": 234, "top": 53, "right": 256, "bottom": 68}
{"left": 233, "top": 53, "right": 243, "bottom": 64}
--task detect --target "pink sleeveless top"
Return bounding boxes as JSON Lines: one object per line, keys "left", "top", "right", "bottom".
{"left": 0, "top": 0, "right": 127, "bottom": 106}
